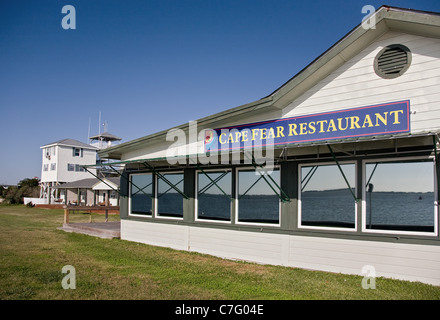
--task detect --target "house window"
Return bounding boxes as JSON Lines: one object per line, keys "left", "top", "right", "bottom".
{"left": 68, "top": 164, "right": 85, "bottom": 172}
{"left": 299, "top": 162, "right": 357, "bottom": 230}
{"left": 45, "top": 148, "right": 51, "bottom": 159}
{"left": 196, "top": 170, "right": 231, "bottom": 221}
{"left": 157, "top": 172, "right": 184, "bottom": 218}
{"left": 129, "top": 173, "right": 153, "bottom": 216}
{"left": 236, "top": 167, "right": 280, "bottom": 224}
{"left": 364, "top": 158, "right": 436, "bottom": 235}
{"left": 43, "top": 164, "right": 48, "bottom": 171}
{"left": 50, "top": 163, "right": 56, "bottom": 171}
{"left": 73, "top": 147, "right": 83, "bottom": 157}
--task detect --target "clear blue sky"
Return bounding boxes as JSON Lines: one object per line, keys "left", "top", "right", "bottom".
{"left": 1, "top": 0, "right": 440, "bottom": 185}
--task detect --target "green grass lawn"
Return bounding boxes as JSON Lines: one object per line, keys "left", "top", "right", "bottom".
{"left": 0, "top": 204, "right": 439, "bottom": 300}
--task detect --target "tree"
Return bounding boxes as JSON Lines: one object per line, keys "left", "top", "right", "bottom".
{"left": 2, "top": 178, "right": 40, "bottom": 204}
{"left": 18, "top": 178, "right": 39, "bottom": 188}
{"left": 4, "top": 186, "right": 20, "bottom": 204}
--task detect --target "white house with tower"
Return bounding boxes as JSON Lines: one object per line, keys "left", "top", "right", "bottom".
{"left": 38, "top": 130, "right": 122, "bottom": 205}
{"left": 40, "top": 139, "right": 98, "bottom": 203}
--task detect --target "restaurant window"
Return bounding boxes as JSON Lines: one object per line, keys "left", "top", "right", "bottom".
{"left": 196, "top": 170, "right": 231, "bottom": 222}
{"left": 237, "top": 167, "right": 280, "bottom": 224}
{"left": 364, "top": 158, "right": 436, "bottom": 235}
{"left": 299, "top": 162, "right": 357, "bottom": 230}
{"left": 157, "top": 172, "right": 184, "bottom": 218}
{"left": 130, "top": 173, "right": 153, "bottom": 216}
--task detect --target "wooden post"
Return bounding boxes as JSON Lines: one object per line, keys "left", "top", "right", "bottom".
{"left": 63, "top": 206, "right": 69, "bottom": 225}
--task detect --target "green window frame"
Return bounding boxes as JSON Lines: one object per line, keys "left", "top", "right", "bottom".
{"left": 363, "top": 157, "right": 437, "bottom": 236}
{"left": 236, "top": 167, "right": 281, "bottom": 225}
{"left": 129, "top": 173, "right": 154, "bottom": 216}
{"left": 196, "top": 169, "right": 232, "bottom": 222}
{"left": 299, "top": 162, "right": 357, "bottom": 231}
{"left": 156, "top": 172, "right": 184, "bottom": 219}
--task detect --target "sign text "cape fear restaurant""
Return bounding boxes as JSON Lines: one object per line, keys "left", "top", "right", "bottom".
{"left": 204, "top": 100, "right": 410, "bottom": 151}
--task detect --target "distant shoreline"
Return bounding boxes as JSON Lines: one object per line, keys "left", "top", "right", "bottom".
{"left": 302, "top": 188, "right": 433, "bottom": 194}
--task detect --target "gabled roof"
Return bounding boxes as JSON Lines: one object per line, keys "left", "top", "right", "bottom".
{"left": 99, "top": 5, "right": 440, "bottom": 160}
{"left": 41, "top": 138, "right": 98, "bottom": 150}
{"left": 92, "top": 177, "right": 120, "bottom": 190}
{"left": 53, "top": 178, "right": 98, "bottom": 189}
{"left": 267, "top": 5, "right": 440, "bottom": 108}
{"left": 52, "top": 177, "right": 120, "bottom": 189}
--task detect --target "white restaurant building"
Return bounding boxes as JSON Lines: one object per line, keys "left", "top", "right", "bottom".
{"left": 95, "top": 6, "right": 440, "bottom": 285}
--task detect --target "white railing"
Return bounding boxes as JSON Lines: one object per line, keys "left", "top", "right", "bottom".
{"left": 23, "top": 197, "right": 49, "bottom": 205}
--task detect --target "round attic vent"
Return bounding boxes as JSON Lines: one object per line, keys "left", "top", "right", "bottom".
{"left": 374, "top": 44, "right": 412, "bottom": 79}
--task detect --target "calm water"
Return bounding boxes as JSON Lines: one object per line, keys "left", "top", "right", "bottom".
{"left": 132, "top": 190, "right": 435, "bottom": 230}
{"left": 302, "top": 189, "right": 435, "bottom": 230}
{"left": 198, "top": 194, "right": 279, "bottom": 222}
{"left": 364, "top": 191, "right": 435, "bottom": 229}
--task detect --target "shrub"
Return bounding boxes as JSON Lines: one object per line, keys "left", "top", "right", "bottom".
{"left": 3, "top": 178, "right": 40, "bottom": 204}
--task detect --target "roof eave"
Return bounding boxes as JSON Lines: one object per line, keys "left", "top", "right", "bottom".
{"left": 41, "top": 142, "right": 98, "bottom": 150}
{"left": 98, "top": 96, "right": 273, "bottom": 159}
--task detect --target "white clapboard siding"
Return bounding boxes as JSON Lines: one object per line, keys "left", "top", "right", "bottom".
{"left": 121, "top": 138, "right": 200, "bottom": 162}
{"left": 318, "top": 35, "right": 440, "bottom": 83}
{"left": 293, "top": 74, "right": 438, "bottom": 109}
{"left": 121, "top": 220, "right": 189, "bottom": 251}
{"left": 189, "top": 227, "right": 289, "bottom": 266}
{"left": 288, "top": 236, "right": 440, "bottom": 284}
{"left": 121, "top": 220, "right": 440, "bottom": 285}
{"left": 298, "top": 67, "right": 440, "bottom": 103}
{"left": 282, "top": 31, "right": 440, "bottom": 135}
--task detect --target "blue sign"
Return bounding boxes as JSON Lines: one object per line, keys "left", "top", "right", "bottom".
{"left": 204, "top": 100, "right": 410, "bottom": 152}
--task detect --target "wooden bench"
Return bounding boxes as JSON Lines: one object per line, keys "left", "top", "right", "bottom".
{"left": 63, "top": 205, "right": 119, "bottom": 224}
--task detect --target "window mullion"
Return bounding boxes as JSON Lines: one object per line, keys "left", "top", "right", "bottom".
{"left": 327, "top": 145, "right": 359, "bottom": 202}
